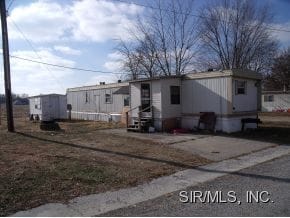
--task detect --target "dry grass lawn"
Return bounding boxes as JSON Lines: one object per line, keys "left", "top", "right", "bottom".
{"left": 0, "top": 105, "right": 210, "bottom": 216}
{"left": 225, "top": 112, "right": 290, "bottom": 144}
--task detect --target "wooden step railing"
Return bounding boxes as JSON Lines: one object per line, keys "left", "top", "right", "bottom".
{"left": 126, "top": 105, "right": 153, "bottom": 132}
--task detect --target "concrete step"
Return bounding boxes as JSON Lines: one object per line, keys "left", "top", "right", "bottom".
{"left": 134, "top": 120, "right": 151, "bottom": 125}
{"left": 133, "top": 117, "right": 152, "bottom": 121}
{"left": 127, "top": 127, "right": 140, "bottom": 132}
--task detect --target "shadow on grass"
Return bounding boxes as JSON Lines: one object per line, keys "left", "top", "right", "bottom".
{"left": 15, "top": 131, "right": 290, "bottom": 184}
{"left": 192, "top": 125, "right": 290, "bottom": 145}
{"left": 221, "top": 126, "right": 290, "bottom": 145}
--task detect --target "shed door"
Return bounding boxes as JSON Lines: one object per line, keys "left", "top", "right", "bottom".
{"left": 141, "top": 83, "right": 151, "bottom": 112}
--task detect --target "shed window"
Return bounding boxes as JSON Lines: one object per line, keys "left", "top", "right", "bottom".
{"left": 264, "top": 95, "right": 274, "bottom": 102}
{"left": 170, "top": 86, "right": 180, "bottom": 104}
{"left": 105, "top": 94, "right": 112, "bottom": 104}
{"left": 34, "top": 98, "right": 41, "bottom": 109}
{"left": 235, "top": 80, "right": 247, "bottom": 95}
{"left": 124, "top": 96, "right": 130, "bottom": 106}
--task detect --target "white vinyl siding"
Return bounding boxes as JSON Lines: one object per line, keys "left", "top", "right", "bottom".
{"left": 67, "top": 87, "right": 128, "bottom": 115}
{"left": 232, "top": 79, "right": 257, "bottom": 112}
{"left": 161, "top": 78, "right": 181, "bottom": 119}
{"left": 130, "top": 83, "right": 141, "bottom": 117}
{"left": 181, "top": 77, "right": 230, "bottom": 115}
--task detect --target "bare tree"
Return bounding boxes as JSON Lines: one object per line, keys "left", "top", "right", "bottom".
{"left": 198, "top": 0, "right": 278, "bottom": 73}
{"left": 264, "top": 48, "right": 290, "bottom": 91}
{"left": 117, "top": 0, "right": 199, "bottom": 79}
{"left": 117, "top": 40, "right": 141, "bottom": 80}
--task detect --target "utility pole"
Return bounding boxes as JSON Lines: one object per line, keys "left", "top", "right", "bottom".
{"left": 0, "top": 0, "right": 14, "bottom": 132}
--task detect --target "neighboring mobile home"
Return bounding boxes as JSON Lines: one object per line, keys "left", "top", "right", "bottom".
{"left": 262, "top": 91, "right": 290, "bottom": 112}
{"left": 28, "top": 94, "right": 67, "bottom": 121}
{"left": 128, "top": 69, "right": 262, "bottom": 133}
{"left": 67, "top": 82, "right": 130, "bottom": 122}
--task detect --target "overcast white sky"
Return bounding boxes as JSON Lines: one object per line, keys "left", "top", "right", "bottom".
{"left": 0, "top": 0, "right": 290, "bottom": 96}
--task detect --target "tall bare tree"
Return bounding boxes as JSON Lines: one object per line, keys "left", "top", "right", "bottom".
{"left": 198, "top": 0, "right": 278, "bottom": 73}
{"left": 264, "top": 48, "right": 290, "bottom": 91}
{"left": 117, "top": 0, "right": 199, "bottom": 79}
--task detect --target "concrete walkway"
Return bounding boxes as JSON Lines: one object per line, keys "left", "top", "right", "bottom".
{"left": 13, "top": 145, "right": 290, "bottom": 217}
{"left": 169, "top": 136, "right": 276, "bottom": 161}
{"left": 101, "top": 129, "right": 277, "bottom": 161}
{"left": 100, "top": 128, "right": 210, "bottom": 144}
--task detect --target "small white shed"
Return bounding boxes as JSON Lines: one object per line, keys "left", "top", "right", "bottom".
{"left": 28, "top": 94, "right": 67, "bottom": 121}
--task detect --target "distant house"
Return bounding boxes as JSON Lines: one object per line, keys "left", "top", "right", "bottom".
{"left": 28, "top": 94, "right": 67, "bottom": 121}
{"left": 262, "top": 91, "right": 290, "bottom": 112}
{"left": 128, "top": 69, "right": 262, "bottom": 133}
{"left": 13, "top": 98, "right": 29, "bottom": 105}
{"left": 67, "top": 82, "right": 130, "bottom": 122}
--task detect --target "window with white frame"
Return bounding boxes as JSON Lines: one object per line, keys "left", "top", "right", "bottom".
{"left": 105, "top": 93, "right": 112, "bottom": 104}
{"left": 264, "top": 95, "right": 274, "bottom": 102}
{"left": 235, "top": 80, "right": 247, "bottom": 95}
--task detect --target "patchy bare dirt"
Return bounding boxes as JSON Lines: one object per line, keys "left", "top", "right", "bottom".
{"left": 0, "top": 105, "right": 209, "bottom": 216}
{"left": 259, "top": 112, "right": 290, "bottom": 128}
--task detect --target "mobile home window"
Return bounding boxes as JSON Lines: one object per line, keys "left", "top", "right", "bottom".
{"left": 124, "top": 96, "right": 130, "bottom": 106}
{"left": 141, "top": 84, "right": 150, "bottom": 98}
{"left": 264, "top": 95, "right": 274, "bottom": 102}
{"left": 235, "top": 80, "right": 247, "bottom": 95}
{"left": 105, "top": 94, "right": 112, "bottom": 104}
{"left": 170, "top": 86, "right": 180, "bottom": 104}
{"left": 85, "top": 91, "right": 89, "bottom": 103}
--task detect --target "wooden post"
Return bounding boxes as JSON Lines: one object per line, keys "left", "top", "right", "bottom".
{"left": 138, "top": 106, "right": 142, "bottom": 132}
{"left": 0, "top": 0, "right": 14, "bottom": 132}
{"left": 126, "top": 111, "right": 129, "bottom": 128}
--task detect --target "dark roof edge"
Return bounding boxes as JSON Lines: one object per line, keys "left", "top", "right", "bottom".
{"left": 28, "top": 94, "right": 66, "bottom": 99}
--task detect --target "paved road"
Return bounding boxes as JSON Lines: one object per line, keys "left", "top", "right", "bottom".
{"left": 102, "top": 154, "right": 290, "bottom": 216}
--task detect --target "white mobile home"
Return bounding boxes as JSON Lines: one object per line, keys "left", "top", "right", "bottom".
{"left": 67, "top": 82, "right": 130, "bottom": 122}
{"left": 28, "top": 94, "right": 67, "bottom": 121}
{"left": 262, "top": 91, "right": 290, "bottom": 112}
{"left": 128, "top": 69, "right": 262, "bottom": 133}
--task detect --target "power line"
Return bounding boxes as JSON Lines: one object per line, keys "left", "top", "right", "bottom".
{"left": 10, "top": 54, "right": 124, "bottom": 75}
{"left": 9, "top": 19, "right": 124, "bottom": 78}
{"left": 10, "top": 19, "right": 67, "bottom": 90}
{"left": 112, "top": 0, "right": 290, "bottom": 33}
{"left": 7, "top": 0, "right": 15, "bottom": 12}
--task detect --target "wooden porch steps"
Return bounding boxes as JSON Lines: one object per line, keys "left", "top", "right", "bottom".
{"left": 127, "top": 117, "right": 153, "bottom": 132}
{"left": 126, "top": 105, "right": 153, "bottom": 133}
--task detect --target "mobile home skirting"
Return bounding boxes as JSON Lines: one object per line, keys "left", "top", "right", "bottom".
{"left": 181, "top": 114, "right": 257, "bottom": 133}
{"left": 70, "top": 111, "right": 122, "bottom": 122}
